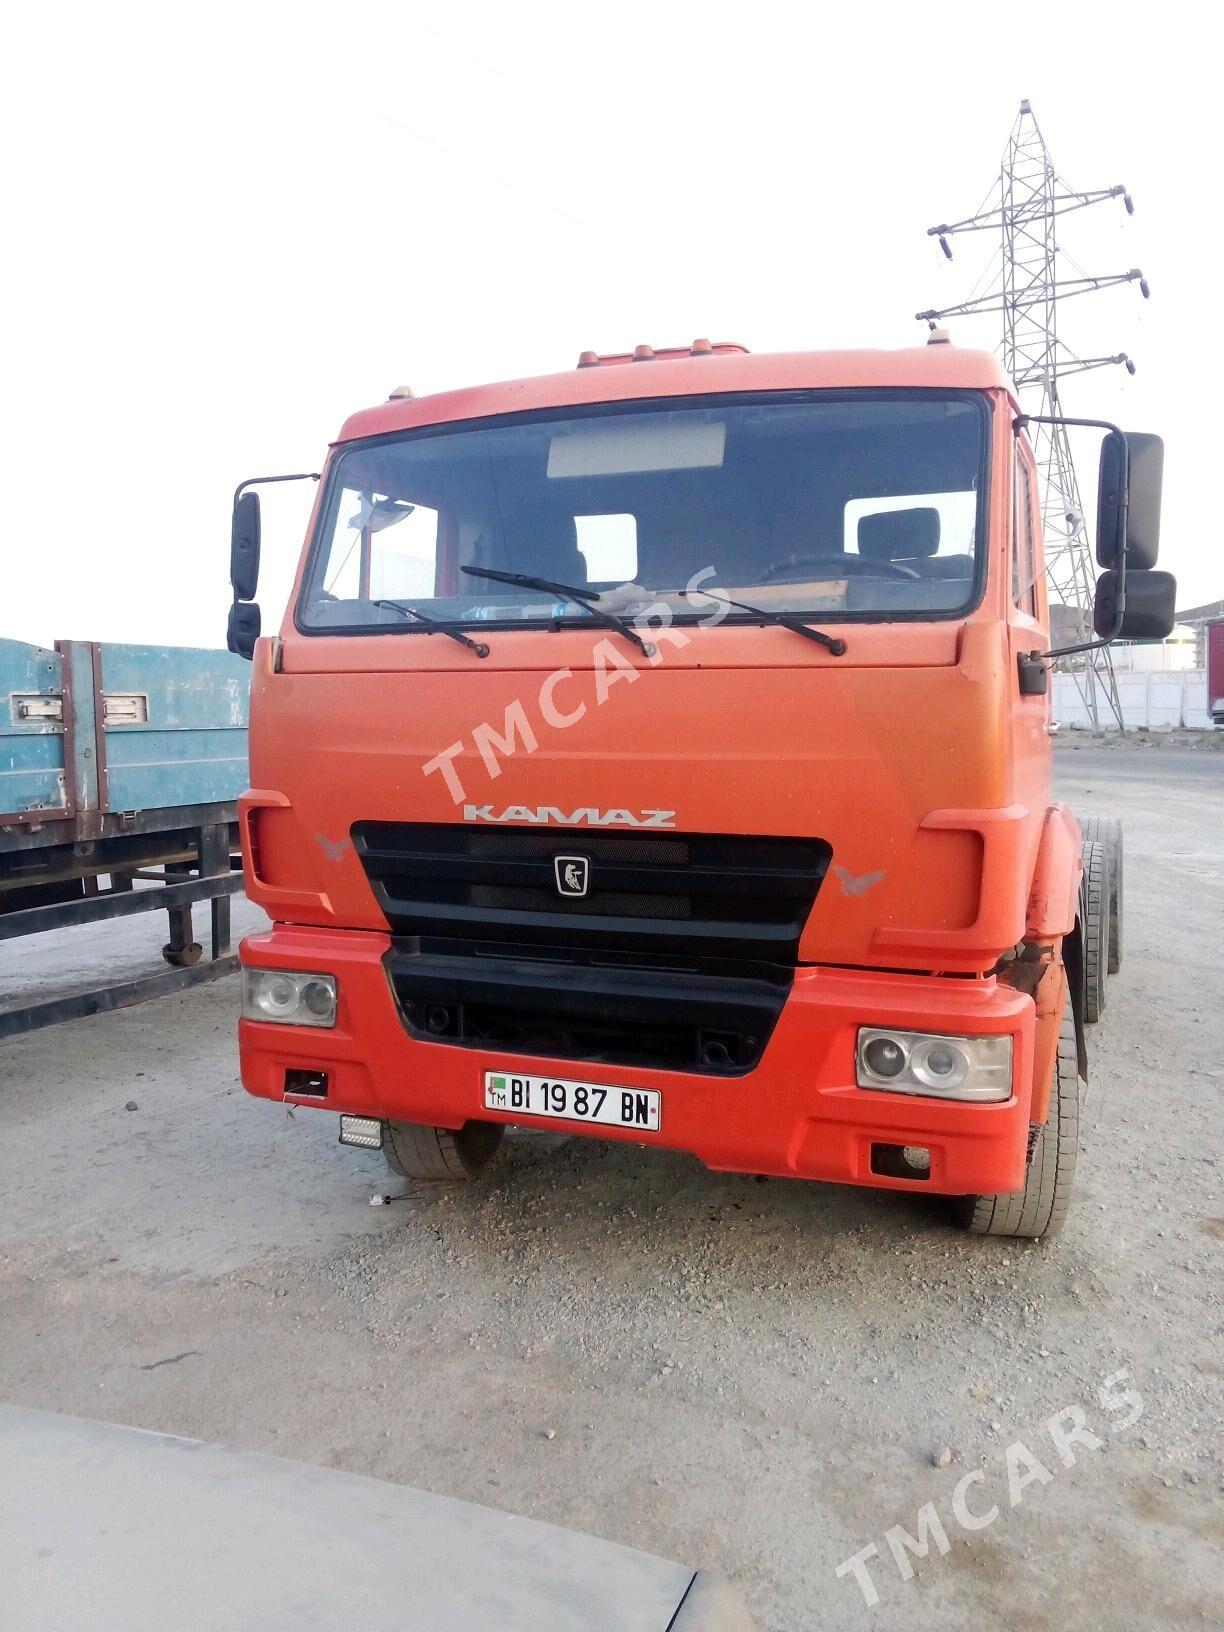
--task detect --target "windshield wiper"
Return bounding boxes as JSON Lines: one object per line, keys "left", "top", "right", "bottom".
{"left": 682, "top": 590, "right": 846, "bottom": 656}
{"left": 460, "top": 566, "right": 652, "bottom": 658}
{"left": 372, "top": 600, "right": 490, "bottom": 657}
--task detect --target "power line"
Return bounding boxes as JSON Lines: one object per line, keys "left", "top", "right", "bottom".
{"left": 915, "top": 100, "right": 1149, "bottom": 728}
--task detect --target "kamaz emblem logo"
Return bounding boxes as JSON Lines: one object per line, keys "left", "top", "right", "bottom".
{"left": 462, "top": 804, "right": 677, "bottom": 829}
{"left": 554, "top": 856, "right": 590, "bottom": 898}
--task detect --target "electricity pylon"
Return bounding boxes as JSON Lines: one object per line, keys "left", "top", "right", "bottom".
{"left": 916, "top": 100, "right": 1149, "bottom": 728}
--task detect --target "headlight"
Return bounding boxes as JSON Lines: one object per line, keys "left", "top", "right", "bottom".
{"left": 856, "top": 1028, "right": 1012, "bottom": 1102}
{"left": 242, "top": 968, "right": 337, "bottom": 1028}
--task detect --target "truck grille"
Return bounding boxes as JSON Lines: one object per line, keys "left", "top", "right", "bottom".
{"left": 380, "top": 946, "right": 791, "bottom": 1075}
{"left": 352, "top": 823, "right": 831, "bottom": 963}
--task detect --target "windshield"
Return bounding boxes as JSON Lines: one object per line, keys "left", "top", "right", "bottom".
{"left": 299, "top": 393, "right": 986, "bottom": 632}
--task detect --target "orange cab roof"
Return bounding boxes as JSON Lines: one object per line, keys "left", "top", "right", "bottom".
{"left": 336, "top": 345, "right": 1016, "bottom": 445}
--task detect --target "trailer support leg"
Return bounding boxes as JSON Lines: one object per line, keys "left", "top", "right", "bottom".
{"left": 199, "top": 822, "right": 233, "bottom": 960}
{"left": 162, "top": 861, "right": 203, "bottom": 967}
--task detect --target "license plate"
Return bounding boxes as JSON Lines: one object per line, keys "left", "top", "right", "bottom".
{"left": 483, "top": 1070, "right": 661, "bottom": 1132}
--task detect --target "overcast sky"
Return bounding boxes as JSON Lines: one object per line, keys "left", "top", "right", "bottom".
{"left": 3, "top": 1, "right": 1216, "bottom": 648}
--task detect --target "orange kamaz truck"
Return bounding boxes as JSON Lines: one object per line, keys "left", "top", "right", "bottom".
{"left": 227, "top": 340, "right": 1175, "bottom": 1238}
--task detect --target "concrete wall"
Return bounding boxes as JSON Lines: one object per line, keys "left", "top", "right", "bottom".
{"left": 1053, "top": 668, "right": 1213, "bottom": 730}
{"left": 1108, "top": 632, "right": 1199, "bottom": 673}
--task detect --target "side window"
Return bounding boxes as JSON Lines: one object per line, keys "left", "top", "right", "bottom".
{"left": 1013, "top": 452, "right": 1037, "bottom": 615}
{"left": 316, "top": 489, "right": 440, "bottom": 604}
{"left": 369, "top": 504, "right": 440, "bottom": 601}
{"left": 575, "top": 513, "right": 638, "bottom": 584}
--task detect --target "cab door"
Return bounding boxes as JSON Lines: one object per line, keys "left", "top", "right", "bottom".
{"left": 1009, "top": 434, "right": 1053, "bottom": 806}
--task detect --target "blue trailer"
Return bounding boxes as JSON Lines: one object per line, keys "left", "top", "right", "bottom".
{"left": 1, "top": 638, "right": 250, "bottom": 1036}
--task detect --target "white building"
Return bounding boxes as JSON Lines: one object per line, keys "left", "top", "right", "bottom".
{"left": 1050, "top": 598, "right": 1221, "bottom": 729}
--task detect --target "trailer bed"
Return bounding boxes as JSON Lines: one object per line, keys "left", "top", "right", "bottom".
{"left": 1, "top": 638, "right": 250, "bottom": 1036}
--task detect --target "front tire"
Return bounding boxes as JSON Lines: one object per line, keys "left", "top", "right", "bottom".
{"left": 959, "top": 1006, "right": 1080, "bottom": 1240}
{"left": 383, "top": 1119, "right": 504, "bottom": 1182}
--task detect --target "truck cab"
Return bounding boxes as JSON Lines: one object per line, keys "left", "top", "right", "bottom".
{"left": 230, "top": 340, "right": 1173, "bottom": 1237}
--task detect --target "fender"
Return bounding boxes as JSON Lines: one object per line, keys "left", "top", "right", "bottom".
{"left": 1028, "top": 959, "right": 1070, "bottom": 1125}
{"left": 1026, "top": 803, "right": 1082, "bottom": 941}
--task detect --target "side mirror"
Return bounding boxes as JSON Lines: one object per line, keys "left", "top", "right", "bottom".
{"left": 231, "top": 490, "right": 262, "bottom": 601}
{"left": 1097, "top": 431, "right": 1163, "bottom": 570}
{"left": 1093, "top": 569, "right": 1178, "bottom": 641}
{"left": 227, "top": 600, "right": 261, "bottom": 660}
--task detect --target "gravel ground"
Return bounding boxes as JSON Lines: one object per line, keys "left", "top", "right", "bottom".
{"left": 1, "top": 743, "right": 1221, "bottom": 1630}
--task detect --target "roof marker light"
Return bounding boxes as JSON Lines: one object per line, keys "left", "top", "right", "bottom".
{"left": 576, "top": 341, "right": 751, "bottom": 369}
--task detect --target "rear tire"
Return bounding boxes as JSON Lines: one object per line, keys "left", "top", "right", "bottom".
{"left": 1081, "top": 815, "right": 1123, "bottom": 974}
{"left": 959, "top": 1006, "right": 1079, "bottom": 1240}
{"left": 1081, "top": 840, "right": 1110, "bottom": 1024}
{"left": 383, "top": 1119, "right": 504, "bottom": 1182}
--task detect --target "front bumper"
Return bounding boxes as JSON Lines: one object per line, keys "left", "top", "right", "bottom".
{"left": 238, "top": 926, "right": 1035, "bottom": 1196}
